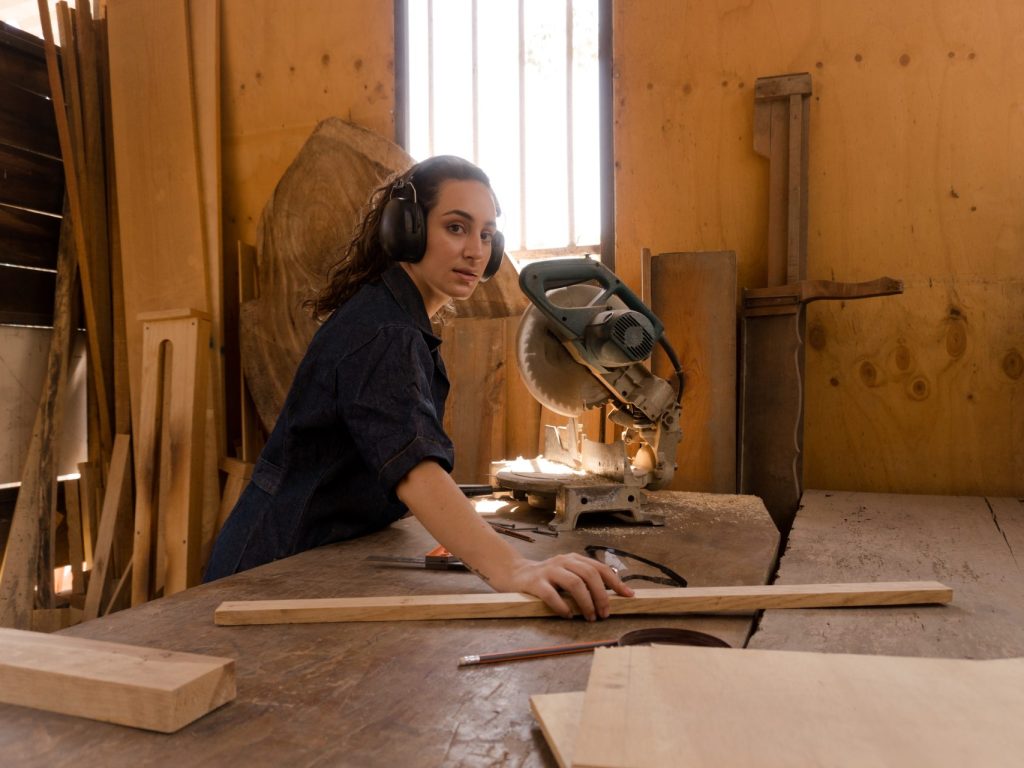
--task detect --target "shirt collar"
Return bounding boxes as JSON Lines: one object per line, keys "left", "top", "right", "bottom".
{"left": 381, "top": 264, "right": 441, "bottom": 346}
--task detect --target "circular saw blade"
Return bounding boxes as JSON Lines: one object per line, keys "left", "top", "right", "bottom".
{"left": 515, "top": 284, "right": 612, "bottom": 417}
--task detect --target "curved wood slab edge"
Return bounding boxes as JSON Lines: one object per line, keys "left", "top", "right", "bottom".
{"left": 213, "top": 581, "right": 953, "bottom": 626}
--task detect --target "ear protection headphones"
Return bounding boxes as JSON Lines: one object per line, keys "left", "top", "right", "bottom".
{"left": 378, "top": 174, "right": 505, "bottom": 282}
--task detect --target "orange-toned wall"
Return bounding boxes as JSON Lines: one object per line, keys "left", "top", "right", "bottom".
{"left": 220, "top": 0, "right": 395, "bottom": 251}
{"left": 613, "top": 1, "right": 1023, "bottom": 495}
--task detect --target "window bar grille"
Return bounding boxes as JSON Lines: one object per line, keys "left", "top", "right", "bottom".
{"left": 517, "top": 0, "right": 527, "bottom": 249}
{"left": 471, "top": 0, "right": 480, "bottom": 164}
{"left": 565, "top": 0, "right": 576, "bottom": 247}
{"left": 426, "top": 0, "right": 435, "bottom": 155}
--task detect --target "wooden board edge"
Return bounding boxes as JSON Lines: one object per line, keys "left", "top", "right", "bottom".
{"left": 213, "top": 581, "right": 953, "bottom": 625}
{"left": 530, "top": 691, "right": 584, "bottom": 768}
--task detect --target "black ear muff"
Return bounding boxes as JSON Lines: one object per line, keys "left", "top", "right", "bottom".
{"left": 379, "top": 181, "right": 426, "bottom": 263}
{"left": 481, "top": 230, "right": 505, "bottom": 282}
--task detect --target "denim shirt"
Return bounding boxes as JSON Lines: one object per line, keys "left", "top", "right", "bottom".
{"left": 204, "top": 265, "right": 454, "bottom": 580}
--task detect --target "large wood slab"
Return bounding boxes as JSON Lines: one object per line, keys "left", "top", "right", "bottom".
{"left": 751, "top": 490, "right": 1024, "bottom": 658}
{"left": 0, "top": 627, "right": 234, "bottom": 733}
{"left": 215, "top": 581, "right": 951, "bottom": 625}
{"left": 572, "top": 645, "right": 1024, "bottom": 768}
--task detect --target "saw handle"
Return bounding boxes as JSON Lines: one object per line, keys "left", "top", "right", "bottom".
{"left": 519, "top": 258, "right": 665, "bottom": 339}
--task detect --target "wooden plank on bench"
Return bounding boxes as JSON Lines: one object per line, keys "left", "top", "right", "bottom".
{"left": 0, "top": 627, "right": 234, "bottom": 732}
{"left": 214, "top": 581, "right": 952, "bottom": 625}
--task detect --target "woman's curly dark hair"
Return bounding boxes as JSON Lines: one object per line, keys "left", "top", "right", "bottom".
{"left": 306, "top": 155, "right": 499, "bottom": 321}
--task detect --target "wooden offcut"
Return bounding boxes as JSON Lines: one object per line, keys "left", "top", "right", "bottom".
{"left": 644, "top": 249, "right": 737, "bottom": 493}
{"left": 0, "top": 627, "right": 234, "bottom": 732}
{"left": 214, "top": 581, "right": 952, "bottom": 625}
{"left": 131, "top": 310, "right": 210, "bottom": 605}
{"left": 572, "top": 645, "right": 1024, "bottom": 768}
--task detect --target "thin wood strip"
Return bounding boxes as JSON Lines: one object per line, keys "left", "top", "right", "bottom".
{"left": 214, "top": 581, "right": 953, "bottom": 626}
{"left": 82, "top": 433, "right": 131, "bottom": 621}
{"left": 64, "top": 478, "right": 85, "bottom": 596}
{"left": 0, "top": 626, "right": 235, "bottom": 733}
{"left": 36, "top": 0, "right": 113, "bottom": 458}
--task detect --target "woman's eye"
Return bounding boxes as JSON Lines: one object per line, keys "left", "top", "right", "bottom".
{"left": 447, "top": 222, "right": 466, "bottom": 234}
{"left": 481, "top": 231, "right": 493, "bottom": 243}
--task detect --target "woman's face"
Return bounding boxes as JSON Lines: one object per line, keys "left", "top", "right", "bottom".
{"left": 400, "top": 178, "right": 498, "bottom": 316}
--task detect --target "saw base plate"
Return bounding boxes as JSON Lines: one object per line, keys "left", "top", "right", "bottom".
{"left": 491, "top": 466, "right": 664, "bottom": 531}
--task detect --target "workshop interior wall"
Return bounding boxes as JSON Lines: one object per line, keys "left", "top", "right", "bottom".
{"left": 220, "top": 0, "right": 395, "bottom": 254}
{"left": 612, "top": 1, "right": 1023, "bottom": 496}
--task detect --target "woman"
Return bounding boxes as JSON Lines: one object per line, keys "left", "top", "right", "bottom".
{"left": 205, "top": 155, "right": 631, "bottom": 620}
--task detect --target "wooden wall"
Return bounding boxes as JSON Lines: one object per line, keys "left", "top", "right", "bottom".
{"left": 613, "top": 1, "right": 1023, "bottom": 496}
{"left": 220, "top": 0, "right": 395, "bottom": 250}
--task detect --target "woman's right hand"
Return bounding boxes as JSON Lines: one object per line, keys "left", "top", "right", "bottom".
{"left": 495, "top": 552, "right": 635, "bottom": 621}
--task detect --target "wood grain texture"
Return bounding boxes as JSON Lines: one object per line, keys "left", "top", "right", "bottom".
{"left": 214, "top": 581, "right": 951, "bottom": 625}
{"left": 530, "top": 691, "right": 583, "bottom": 768}
{"left": 649, "top": 251, "right": 736, "bottom": 492}
{"left": 83, "top": 434, "right": 131, "bottom": 621}
{"left": 612, "top": 1, "right": 1024, "bottom": 496}
{"left": 238, "top": 117, "right": 411, "bottom": 431}
{"left": 131, "top": 311, "right": 210, "bottom": 605}
{"left": 107, "top": 0, "right": 209, "bottom": 446}
{"left": 0, "top": 209, "right": 77, "bottom": 627}
{"left": 0, "top": 627, "right": 234, "bottom": 733}
{"left": 574, "top": 645, "right": 1024, "bottom": 768}
{"left": 751, "top": 490, "right": 1024, "bottom": 659}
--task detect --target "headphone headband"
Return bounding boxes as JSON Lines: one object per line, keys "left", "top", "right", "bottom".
{"left": 378, "top": 166, "right": 505, "bottom": 282}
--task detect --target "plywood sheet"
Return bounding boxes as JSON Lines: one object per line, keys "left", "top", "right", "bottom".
{"left": 573, "top": 645, "right": 1024, "bottom": 768}
{"left": 0, "top": 627, "right": 234, "bottom": 732}
{"left": 106, "top": 0, "right": 209, "bottom": 436}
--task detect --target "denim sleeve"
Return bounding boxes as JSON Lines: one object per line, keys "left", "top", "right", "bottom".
{"left": 337, "top": 327, "right": 454, "bottom": 497}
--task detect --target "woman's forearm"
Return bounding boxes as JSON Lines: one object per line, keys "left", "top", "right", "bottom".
{"left": 395, "top": 460, "right": 521, "bottom": 585}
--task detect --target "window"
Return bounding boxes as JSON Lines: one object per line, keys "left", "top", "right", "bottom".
{"left": 401, "top": 0, "right": 603, "bottom": 261}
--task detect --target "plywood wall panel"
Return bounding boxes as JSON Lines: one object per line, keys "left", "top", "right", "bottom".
{"left": 614, "top": 0, "right": 1024, "bottom": 495}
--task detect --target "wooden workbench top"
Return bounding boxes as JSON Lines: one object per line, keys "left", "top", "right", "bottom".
{"left": 0, "top": 491, "right": 778, "bottom": 767}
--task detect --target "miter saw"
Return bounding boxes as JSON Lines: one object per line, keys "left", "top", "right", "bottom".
{"left": 491, "top": 257, "right": 684, "bottom": 530}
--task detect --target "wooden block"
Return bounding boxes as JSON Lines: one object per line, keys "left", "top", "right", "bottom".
{"left": 530, "top": 691, "right": 583, "bottom": 768}
{"left": 214, "top": 581, "right": 952, "bottom": 626}
{"left": 0, "top": 627, "right": 235, "bottom": 732}
{"left": 649, "top": 251, "right": 737, "bottom": 493}
{"left": 573, "top": 644, "right": 1024, "bottom": 768}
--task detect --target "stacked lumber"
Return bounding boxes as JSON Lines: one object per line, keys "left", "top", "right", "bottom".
{"left": 0, "top": 0, "right": 233, "bottom": 630}
{"left": 0, "top": 1, "right": 123, "bottom": 630}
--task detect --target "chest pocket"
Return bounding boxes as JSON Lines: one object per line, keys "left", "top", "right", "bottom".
{"left": 251, "top": 457, "right": 284, "bottom": 496}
